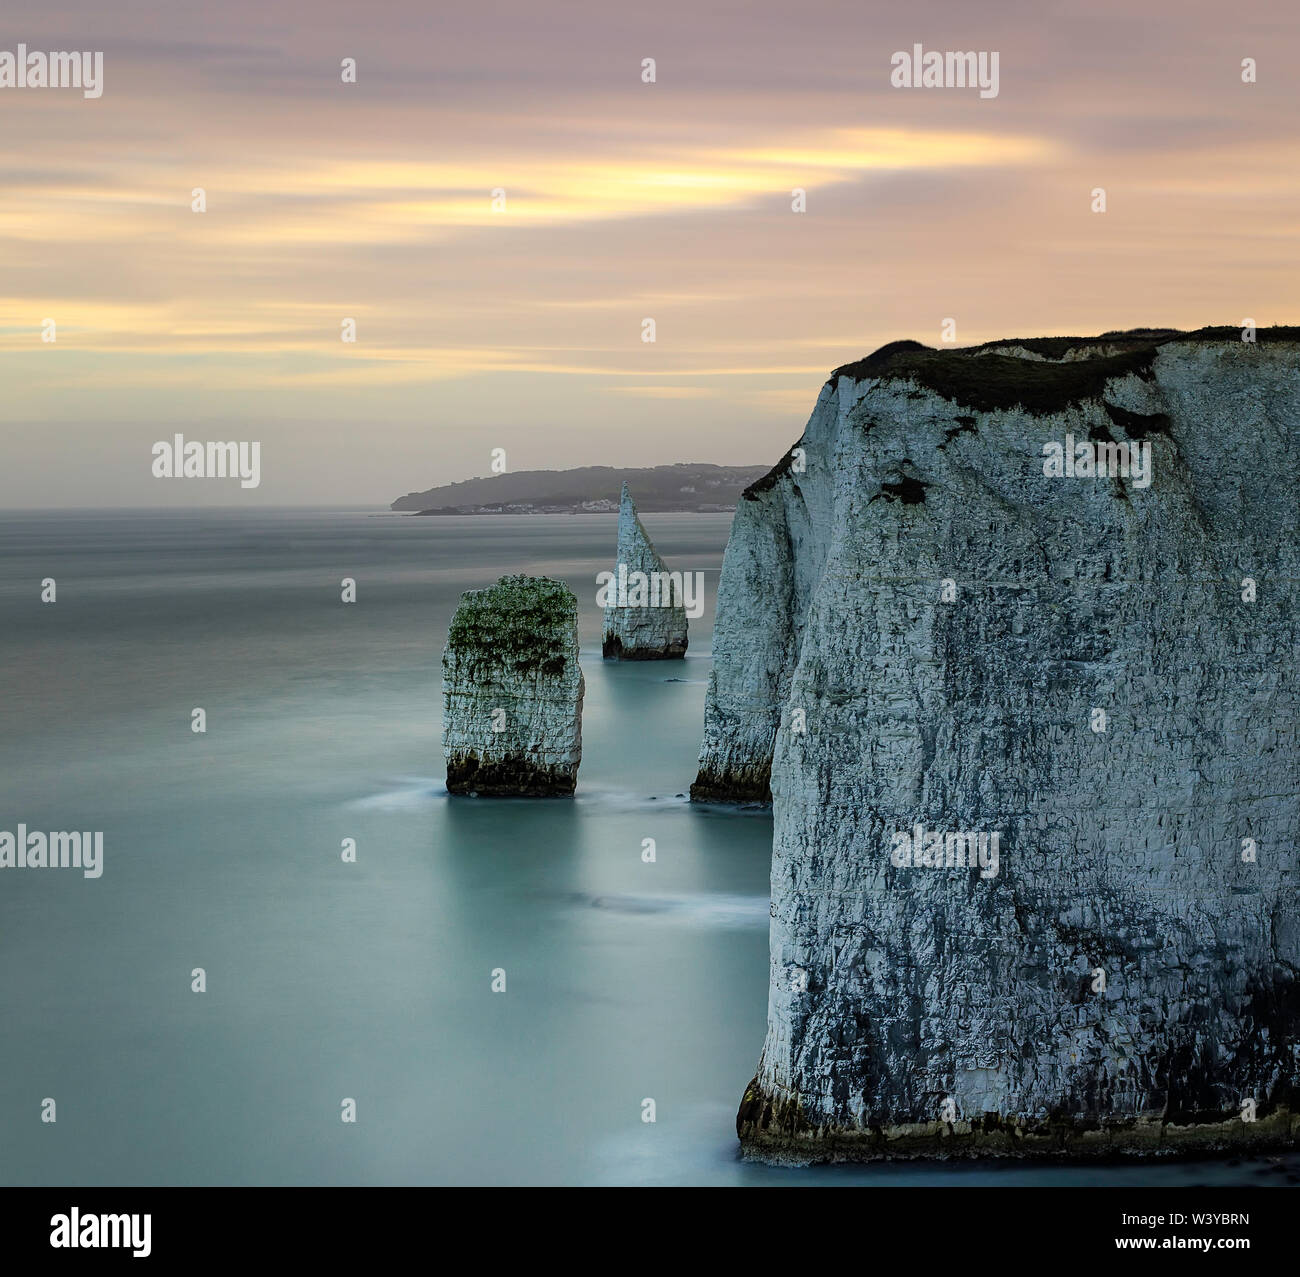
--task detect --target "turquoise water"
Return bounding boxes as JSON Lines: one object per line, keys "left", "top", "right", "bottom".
{"left": 0, "top": 509, "right": 1294, "bottom": 1186}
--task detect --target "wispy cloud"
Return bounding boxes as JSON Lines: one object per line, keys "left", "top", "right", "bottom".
{"left": 1, "top": 0, "right": 1297, "bottom": 505}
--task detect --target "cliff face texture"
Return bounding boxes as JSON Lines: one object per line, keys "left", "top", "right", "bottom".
{"left": 602, "top": 483, "right": 689, "bottom": 659}
{"left": 729, "top": 328, "right": 1300, "bottom": 1161}
{"left": 691, "top": 391, "right": 839, "bottom": 801}
{"left": 442, "top": 575, "right": 584, "bottom": 795}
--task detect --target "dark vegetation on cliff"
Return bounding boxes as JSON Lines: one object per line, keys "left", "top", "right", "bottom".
{"left": 828, "top": 325, "right": 1300, "bottom": 416}
{"left": 743, "top": 446, "right": 802, "bottom": 500}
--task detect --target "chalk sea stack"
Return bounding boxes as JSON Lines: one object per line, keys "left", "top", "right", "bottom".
{"left": 442, "top": 575, "right": 584, "bottom": 796}
{"left": 602, "top": 482, "right": 688, "bottom": 660}
{"left": 722, "top": 328, "right": 1300, "bottom": 1161}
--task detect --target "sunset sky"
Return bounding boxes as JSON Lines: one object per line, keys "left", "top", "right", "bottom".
{"left": 1, "top": 0, "right": 1296, "bottom": 505}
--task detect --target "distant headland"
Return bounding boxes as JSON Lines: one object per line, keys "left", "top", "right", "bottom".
{"left": 390, "top": 463, "right": 769, "bottom": 515}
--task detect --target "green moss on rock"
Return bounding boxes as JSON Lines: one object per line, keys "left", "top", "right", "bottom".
{"left": 446, "top": 575, "right": 578, "bottom": 677}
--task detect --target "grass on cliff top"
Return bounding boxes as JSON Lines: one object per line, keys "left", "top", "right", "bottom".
{"left": 869, "top": 346, "right": 1162, "bottom": 415}
{"left": 446, "top": 574, "right": 577, "bottom": 676}
{"left": 829, "top": 325, "right": 1300, "bottom": 416}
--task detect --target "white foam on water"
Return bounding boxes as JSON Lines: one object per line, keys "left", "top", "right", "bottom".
{"left": 564, "top": 890, "right": 768, "bottom": 929}
{"left": 346, "top": 777, "right": 445, "bottom": 809}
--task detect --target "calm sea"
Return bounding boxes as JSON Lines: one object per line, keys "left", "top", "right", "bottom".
{"left": 0, "top": 509, "right": 1292, "bottom": 1186}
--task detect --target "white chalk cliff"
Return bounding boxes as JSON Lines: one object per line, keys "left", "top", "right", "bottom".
{"left": 718, "top": 328, "right": 1300, "bottom": 1160}
{"left": 602, "top": 482, "right": 688, "bottom": 659}
{"left": 442, "top": 575, "right": 583, "bottom": 795}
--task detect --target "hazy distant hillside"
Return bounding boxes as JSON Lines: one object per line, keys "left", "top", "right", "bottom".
{"left": 391, "top": 463, "right": 769, "bottom": 514}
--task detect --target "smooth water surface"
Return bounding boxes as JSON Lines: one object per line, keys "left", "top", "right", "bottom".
{"left": 0, "top": 510, "right": 1292, "bottom": 1187}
